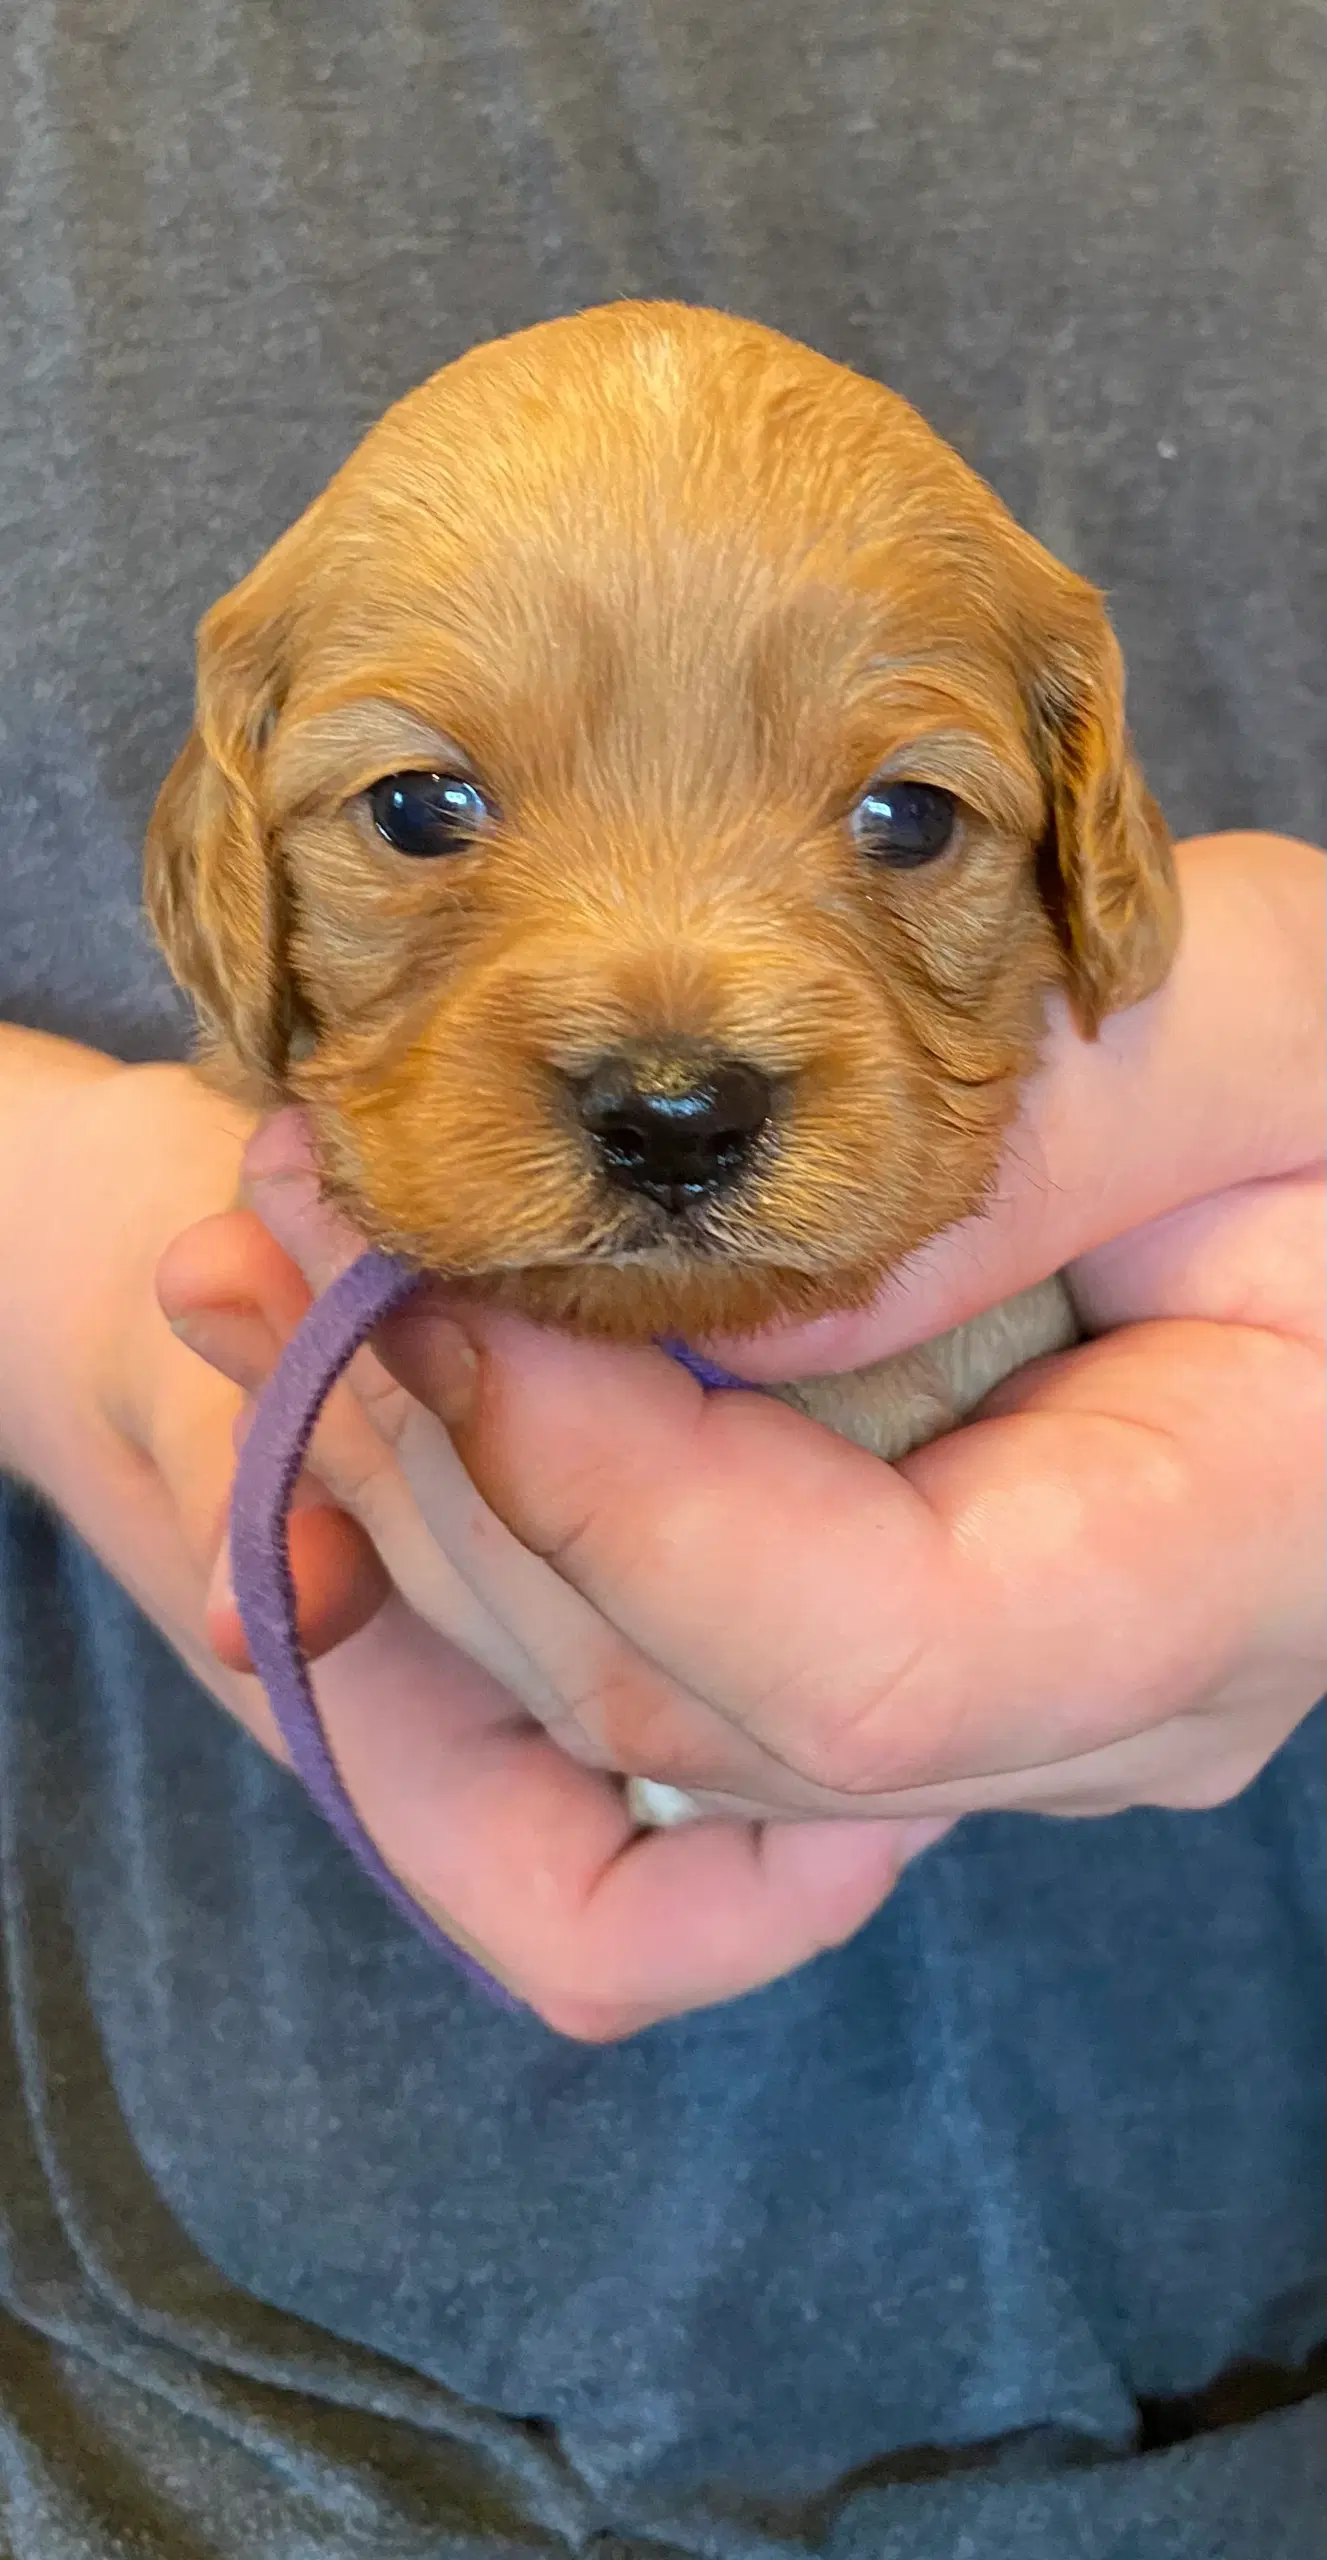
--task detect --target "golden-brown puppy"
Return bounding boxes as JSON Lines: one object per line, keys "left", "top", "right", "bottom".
{"left": 146, "top": 300, "right": 1178, "bottom": 1473}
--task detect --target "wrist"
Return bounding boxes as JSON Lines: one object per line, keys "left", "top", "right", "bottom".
{"left": 0, "top": 1028, "right": 122, "bottom": 1489}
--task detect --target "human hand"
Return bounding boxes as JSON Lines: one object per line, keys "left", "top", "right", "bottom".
{"left": 160, "top": 1184, "right": 932, "bottom": 2042}
{"left": 0, "top": 1033, "right": 918, "bottom": 2039}
{"left": 0, "top": 1041, "right": 390, "bottom": 1708}
{"left": 167, "top": 834, "right": 1323, "bottom": 1853}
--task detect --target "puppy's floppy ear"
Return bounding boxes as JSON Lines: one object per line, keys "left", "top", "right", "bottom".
{"left": 1026, "top": 571, "right": 1180, "bottom": 1036}
{"left": 145, "top": 529, "right": 306, "bottom": 1095}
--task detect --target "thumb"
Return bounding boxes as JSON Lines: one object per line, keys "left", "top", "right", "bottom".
{"left": 710, "top": 834, "right": 1324, "bottom": 1381}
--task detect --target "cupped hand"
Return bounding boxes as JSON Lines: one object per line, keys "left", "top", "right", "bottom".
{"left": 160, "top": 1211, "right": 933, "bottom": 2043}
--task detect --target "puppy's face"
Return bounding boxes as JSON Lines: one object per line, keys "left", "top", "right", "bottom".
{"left": 147, "top": 303, "right": 1177, "bottom": 1341}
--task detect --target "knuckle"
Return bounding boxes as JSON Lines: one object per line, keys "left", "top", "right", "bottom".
{"left": 523, "top": 1969, "right": 652, "bottom": 2042}
{"left": 309, "top": 1433, "right": 387, "bottom": 1516}
{"left": 743, "top": 1631, "right": 947, "bottom": 1800}
{"left": 515, "top": 1449, "right": 664, "bottom": 1590}
{"left": 762, "top": 1685, "right": 920, "bottom": 1799}
{"left": 306, "top": 1396, "right": 401, "bottom": 1518}
{"left": 534, "top": 1998, "right": 647, "bottom": 2044}
{"left": 1150, "top": 1752, "right": 1265, "bottom": 1811}
{"left": 345, "top": 1353, "right": 415, "bottom": 1450}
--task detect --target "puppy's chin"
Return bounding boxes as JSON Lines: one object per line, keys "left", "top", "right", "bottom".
{"left": 433, "top": 1252, "right": 886, "bottom": 1344}
{"left": 315, "top": 1156, "right": 898, "bottom": 1339}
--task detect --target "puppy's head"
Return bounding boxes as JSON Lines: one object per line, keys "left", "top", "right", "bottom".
{"left": 147, "top": 302, "right": 1177, "bottom": 1340}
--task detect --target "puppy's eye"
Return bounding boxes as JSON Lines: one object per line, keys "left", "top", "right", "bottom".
{"left": 852, "top": 780, "right": 957, "bottom": 868}
{"left": 367, "top": 769, "right": 494, "bottom": 858}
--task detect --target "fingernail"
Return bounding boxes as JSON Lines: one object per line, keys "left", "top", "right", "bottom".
{"left": 237, "top": 1162, "right": 321, "bottom": 1225}
{"left": 238, "top": 1153, "right": 364, "bottom": 1295}
{"left": 168, "top": 1307, "right": 241, "bottom": 1361}
{"left": 168, "top": 1306, "right": 278, "bottom": 1396}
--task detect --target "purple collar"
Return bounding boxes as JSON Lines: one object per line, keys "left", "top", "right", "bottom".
{"left": 229, "top": 1252, "right": 744, "bottom": 2007}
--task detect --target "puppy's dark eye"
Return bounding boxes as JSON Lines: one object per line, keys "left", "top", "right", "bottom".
{"left": 852, "top": 780, "right": 957, "bottom": 868}
{"left": 368, "top": 770, "right": 494, "bottom": 858}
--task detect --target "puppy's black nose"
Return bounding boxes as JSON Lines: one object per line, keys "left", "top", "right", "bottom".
{"left": 576, "top": 1049, "right": 771, "bottom": 1212}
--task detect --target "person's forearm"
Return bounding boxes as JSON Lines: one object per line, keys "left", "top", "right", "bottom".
{"left": 0, "top": 1024, "right": 129, "bottom": 1488}
{"left": 0, "top": 1024, "right": 272, "bottom": 1738}
{"left": 0, "top": 1031, "right": 255, "bottom": 1678}
{"left": 0, "top": 1036, "right": 368, "bottom": 1754}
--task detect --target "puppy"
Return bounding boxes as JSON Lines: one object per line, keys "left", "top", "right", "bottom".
{"left": 146, "top": 300, "right": 1178, "bottom": 1656}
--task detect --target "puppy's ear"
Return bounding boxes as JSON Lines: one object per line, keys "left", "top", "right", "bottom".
{"left": 1027, "top": 574, "right": 1179, "bottom": 1036}
{"left": 145, "top": 534, "right": 304, "bottom": 1094}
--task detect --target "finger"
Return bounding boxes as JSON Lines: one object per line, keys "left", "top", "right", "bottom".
{"left": 207, "top": 1503, "right": 390, "bottom": 1674}
{"left": 231, "top": 1138, "right": 745, "bottom": 1761}
{"left": 158, "top": 1202, "right": 318, "bottom": 1340}
{"left": 706, "top": 833, "right": 1325, "bottom": 1379}
{"left": 154, "top": 1188, "right": 961, "bottom": 2022}
{"left": 166, "top": 1214, "right": 857, "bottom": 1806}
{"left": 237, "top": 1119, "right": 433, "bottom": 1453}
{"left": 239, "top": 1109, "right": 374, "bottom": 1294}
{"left": 165, "top": 1199, "right": 572, "bottom": 1718}
{"left": 296, "top": 1594, "right": 941, "bottom": 2036}
{"left": 1071, "top": 1169, "right": 1325, "bottom": 1345}
{"left": 159, "top": 1245, "right": 394, "bottom": 1668}
{"left": 376, "top": 1302, "right": 956, "bottom": 1796}
{"left": 152, "top": 1261, "right": 938, "bottom": 2022}
{"left": 361, "top": 1301, "right": 904, "bottom": 1804}
{"left": 164, "top": 1165, "right": 416, "bottom": 1460}
{"left": 663, "top": 1689, "right": 1303, "bottom": 1824}
{"left": 376, "top": 1294, "right": 1324, "bottom": 1802}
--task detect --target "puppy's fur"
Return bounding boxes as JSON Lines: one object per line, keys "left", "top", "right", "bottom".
{"left": 147, "top": 302, "right": 1177, "bottom": 1471}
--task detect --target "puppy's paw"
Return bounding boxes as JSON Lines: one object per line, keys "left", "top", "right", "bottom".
{"left": 625, "top": 1776, "right": 704, "bottom": 1829}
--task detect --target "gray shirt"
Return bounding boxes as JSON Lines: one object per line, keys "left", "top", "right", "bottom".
{"left": 1, "top": 5, "right": 1323, "bottom": 2554}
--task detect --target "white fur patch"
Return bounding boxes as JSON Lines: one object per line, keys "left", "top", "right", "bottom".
{"left": 625, "top": 1776, "right": 703, "bottom": 1828}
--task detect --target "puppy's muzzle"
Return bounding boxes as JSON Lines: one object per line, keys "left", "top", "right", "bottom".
{"left": 573, "top": 1043, "right": 772, "bottom": 1215}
